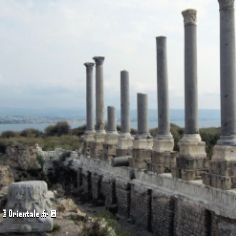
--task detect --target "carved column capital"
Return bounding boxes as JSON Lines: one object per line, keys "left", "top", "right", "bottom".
{"left": 84, "top": 62, "right": 94, "bottom": 68}
{"left": 93, "top": 56, "right": 105, "bottom": 65}
{"left": 218, "top": 0, "right": 234, "bottom": 10}
{"left": 182, "top": 9, "right": 197, "bottom": 25}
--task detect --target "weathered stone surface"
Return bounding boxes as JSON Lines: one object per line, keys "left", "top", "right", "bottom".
{"left": 116, "top": 178, "right": 131, "bottom": 218}
{"left": 151, "top": 151, "right": 177, "bottom": 174}
{"left": 91, "top": 173, "right": 105, "bottom": 205}
{"left": 130, "top": 148, "right": 152, "bottom": 170}
{"left": 174, "top": 198, "right": 209, "bottom": 236}
{"left": 204, "top": 145, "right": 236, "bottom": 189}
{"left": 6, "top": 144, "right": 42, "bottom": 171}
{"left": 0, "top": 165, "right": 14, "bottom": 189}
{"left": 152, "top": 190, "right": 175, "bottom": 236}
{"left": 130, "top": 183, "right": 151, "bottom": 231}
{"left": 177, "top": 134, "right": 207, "bottom": 180}
{"left": 0, "top": 181, "right": 53, "bottom": 233}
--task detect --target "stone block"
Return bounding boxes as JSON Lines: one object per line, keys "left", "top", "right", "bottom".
{"left": 151, "top": 151, "right": 177, "bottom": 174}
{"left": 130, "top": 183, "right": 151, "bottom": 231}
{"left": 91, "top": 173, "right": 104, "bottom": 205}
{"left": 174, "top": 198, "right": 210, "bottom": 236}
{"left": 152, "top": 190, "right": 175, "bottom": 236}
{"left": 116, "top": 178, "right": 131, "bottom": 218}
{"left": 130, "top": 149, "right": 152, "bottom": 169}
{"left": 0, "top": 181, "right": 53, "bottom": 233}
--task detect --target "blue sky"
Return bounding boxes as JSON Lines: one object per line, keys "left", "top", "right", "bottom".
{"left": 0, "top": 0, "right": 224, "bottom": 111}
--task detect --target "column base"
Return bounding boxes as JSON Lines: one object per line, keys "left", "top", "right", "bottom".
{"left": 90, "top": 131, "right": 106, "bottom": 159}
{"left": 151, "top": 151, "right": 177, "bottom": 174}
{"left": 153, "top": 134, "right": 174, "bottom": 152}
{"left": 175, "top": 134, "right": 208, "bottom": 180}
{"left": 82, "top": 131, "right": 95, "bottom": 156}
{"left": 103, "top": 132, "right": 118, "bottom": 161}
{"left": 129, "top": 138, "right": 153, "bottom": 170}
{"left": 203, "top": 145, "right": 236, "bottom": 190}
{"left": 116, "top": 133, "right": 133, "bottom": 157}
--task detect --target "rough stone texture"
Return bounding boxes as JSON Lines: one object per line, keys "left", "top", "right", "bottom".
{"left": 0, "top": 181, "right": 53, "bottom": 233}
{"left": 130, "top": 183, "right": 151, "bottom": 231}
{"left": 81, "top": 170, "right": 92, "bottom": 201}
{"left": 102, "top": 176, "right": 116, "bottom": 212}
{"left": 90, "top": 140, "right": 104, "bottom": 159}
{"left": 104, "top": 132, "right": 118, "bottom": 161}
{"left": 152, "top": 190, "right": 175, "bottom": 236}
{"left": 151, "top": 151, "right": 177, "bottom": 174}
{"left": 131, "top": 148, "right": 152, "bottom": 170}
{"left": 0, "top": 165, "right": 14, "bottom": 189}
{"left": 91, "top": 173, "right": 104, "bottom": 205}
{"left": 177, "top": 134, "right": 208, "bottom": 180}
{"left": 6, "top": 144, "right": 41, "bottom": 171}
{"left": 116, "top": 178, "right": 131, "bottom": 218}
{"left": 174, "top": 198, "right": 209, "bottom": 236}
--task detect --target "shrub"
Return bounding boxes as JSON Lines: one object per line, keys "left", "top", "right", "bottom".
{"left": 1, "top": 130, "right": 18, "bottom": 138}
{"left": 71, "top": 125, "right": 86, "bottom": 136}
{"left": 20, "top": 128, "right": 42, "bottom": 138}
{"left": 44, "top": 121, "right": 70, "bottom": 136}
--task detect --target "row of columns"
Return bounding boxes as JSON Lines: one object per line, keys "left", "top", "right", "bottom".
{"left": 83, "top": 0, "right": 236, "bottom": 189}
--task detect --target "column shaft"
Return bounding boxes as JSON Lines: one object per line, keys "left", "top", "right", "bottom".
{"left": 93, "top": 57, "right": 105, "bottom": 132}
{"left": 219, "top": 0, "right": 236, "bottom": 143}
{"left": 120, "top": 71, "right": 130, "bottom": 133}
{"left": 183, "top": 9, "right": 198, "bottom": 134}
{"left": 156, "top": 36, "right": 170, "bottom": 136}
{"left": 84, "top": 63, "right": 94, "bottom": 131}
{"left": 107, "top": 106, "right": 116, "bottom": 132}
{"left": 137, "top": 93, "right": 148, "bottom": 135}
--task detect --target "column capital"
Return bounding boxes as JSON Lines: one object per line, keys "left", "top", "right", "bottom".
{"left": 182, "top": 9, "right": 197, "bottom": 25}
{"left": 93, "top": 56, "right": 105, "bottom": 65}
{"left": 84, "top": 62, "right": 94, "bottom": 68}
{"left": 218, "top": 0, "right": 234, "bottom": 10}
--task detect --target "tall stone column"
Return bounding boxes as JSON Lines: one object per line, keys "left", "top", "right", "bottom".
{"left": 93, "top": 56, "right": 105, "bottom": 133}
{"left": 152, "top": 37, "right": 175, "bottom": 174}
{"left": 82, "top": 62, "right": 95, "bottom": 157}
{"left": 131, "top": 93, "right": 153, "bottom": 169}
{"left": 176, "top": 9, "right": 207, "bottom": 181}
{"left": 153, "top": 36, "right": 174, "bottom": 152}
{"left": 117, "top": 70, "right": 133, "bottom": 156}
{"left": 203, "top": 0, "right": 236, "bottom": 190}
{"left": 104, "top": 106, "right": 118, "bottom": 161}
{"left": 84, "top": 62, "right": 95, "bottom": 135}
{"left": 91, "top": 56, "right": 106, "bottom": 159}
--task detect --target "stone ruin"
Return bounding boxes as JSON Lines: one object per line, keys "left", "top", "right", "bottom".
{"left": 0, "top": 181, "right": 53, "bottom": 233}
{"left": 1, "top": 1, "right": 236, "bottom": 235}
{"left": 76, "top": 1, "right": 236, "bottom": 235}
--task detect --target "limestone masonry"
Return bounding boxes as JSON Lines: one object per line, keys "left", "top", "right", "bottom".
{"left": 54, "top": 0, "right": 236, "bottom": 235}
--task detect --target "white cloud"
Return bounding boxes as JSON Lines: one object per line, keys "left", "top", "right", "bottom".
{"left": 0, "top": 0, "right": 224, "bottom": 110}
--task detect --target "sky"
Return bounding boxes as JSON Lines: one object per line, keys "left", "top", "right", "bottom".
{"left": 0, "top": 0, "right": 225, "bottom": 112}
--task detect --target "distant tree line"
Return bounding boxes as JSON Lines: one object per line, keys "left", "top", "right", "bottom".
{"left": 0, "top": 121, "right": 220, "bottom": 157}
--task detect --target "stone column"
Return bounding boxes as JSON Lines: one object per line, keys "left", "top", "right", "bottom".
{"left": 84, "top": 62, "right": 95, "bottom": 141}
{"left": 203, "top": 0, "right": 236, "bottom": 190}
{"left": 117, "top": 70, "right": 133, "bottom": 156}
{"left": 93, "top": 56, "right": 105, "bottom": 133}
{"left": 176, "top": 9, "right": 207, "bottom": 181}
{"left": 82, "top": 62, "right": 95, "bottom": 157}
{"left": 153, "top": 36, "right": 174, "bottom": 152}
{"left": 131, "top": 93, "right": 153, "bottom": 169}
{"left": 91, "top": 56, "right": 106, "bottom": 159}
{"left": 152, "top": 37, "right": 175, "bottom": 174}
{"left": 104, "top": 106, "right": 118, "bottom": 161}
